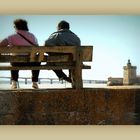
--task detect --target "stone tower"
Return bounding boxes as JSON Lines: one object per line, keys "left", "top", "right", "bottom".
{"left": 123, "top": 59, "right": 137, "bottom": 85}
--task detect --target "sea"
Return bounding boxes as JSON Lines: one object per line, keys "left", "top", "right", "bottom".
{"left": 0, "top": 77, "right": 107, "bottom": 89}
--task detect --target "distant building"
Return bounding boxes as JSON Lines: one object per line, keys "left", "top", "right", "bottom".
{"left": 107, "top": 59, "right": 140, "bottom": 86}
{"left": 123, "top": 59, "right": 137, "bottom": 85}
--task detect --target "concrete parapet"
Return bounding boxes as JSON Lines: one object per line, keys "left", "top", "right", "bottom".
{"left": 0, "top": 88, "right": 139, "bottom": 125}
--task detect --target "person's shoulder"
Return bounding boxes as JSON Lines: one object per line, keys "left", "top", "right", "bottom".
{"left": 7, "top": 33, "right": 18, "bottom": 39}
{"left": 61, "top": 29, "right": 77, "bottom": 36}
{"left": 52, "top": 29, "right": 70, "bottom": 34}
{"left": 68, "top": 30, "right": 77, "bottom": 35}
{"left": 29, "top": 31, "right": 35, "bottom": 36}
{"left": 50, "top": 31, "right": 60, "bottom": 35}
{"left": 48, "top": 31, "right": 60, "bottom": 38}
{"left": 25, "top": 31, "right": 36, "bottom": 37}
{"left": 58, "top": 29, "right": 70, "bottom": 33}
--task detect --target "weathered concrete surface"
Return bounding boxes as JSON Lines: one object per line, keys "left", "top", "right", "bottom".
{"left": 0, "top": 88, "right": 139, "bottom": 125}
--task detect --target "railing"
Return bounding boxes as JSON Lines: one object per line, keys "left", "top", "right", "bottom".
{"left": 0, "top": 76, "right": 107, "bottom": 85}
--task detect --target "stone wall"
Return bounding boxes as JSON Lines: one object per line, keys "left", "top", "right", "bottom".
{"left": 107, "top": 77, "right": 123, "bottom": 86}
{"left": 0, "top": 88, "right": 139, "bottom": 125}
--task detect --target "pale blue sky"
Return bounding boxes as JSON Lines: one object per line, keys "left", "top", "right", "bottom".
{"left": 0, "top": 15, "right": 140, "bottom": 80}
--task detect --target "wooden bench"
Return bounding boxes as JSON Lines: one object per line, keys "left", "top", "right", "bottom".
{"left": 0, "top": 45, "right": 93, "bottom": 89}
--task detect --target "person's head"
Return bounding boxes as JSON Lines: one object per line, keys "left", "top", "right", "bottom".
{"left": 14, "top": 19, "right": 29, "bottom": 31}
{"left": 57, "top": 20, "right": 70, "bottom": 30}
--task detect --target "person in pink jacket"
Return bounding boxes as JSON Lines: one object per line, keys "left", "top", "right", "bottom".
{"left": 0, "top": 19, "right": 40, "bottom": 89}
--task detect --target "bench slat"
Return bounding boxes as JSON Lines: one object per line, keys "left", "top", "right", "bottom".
{"left": 0, "top": 46, "right": 76, "bottom": 53}
{"left": 82, "top": 46, "right": 93, "bottom": 61}
{"left": 0, "top": 64, "right": 91, "bottom": 70}
{"left": 0, "top": 54, "right": 72, "bottom": 63}
{"left": 0, "top": 46, "right": 93, "bottom": 61}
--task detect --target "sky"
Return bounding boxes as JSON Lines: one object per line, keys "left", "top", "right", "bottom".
{"left": 0, "top": 15, "right": 140, "bottom": 80}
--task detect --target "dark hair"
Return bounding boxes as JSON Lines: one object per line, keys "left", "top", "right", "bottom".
{"left": 58, "top": 20, "right": 70, "bottom": 30}
{"left": 14, "top": 19, "right": 29, "bottom": 31}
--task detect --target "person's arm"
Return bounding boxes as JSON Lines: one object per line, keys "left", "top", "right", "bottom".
{"left": 0, "top": 38, "right": 9, "bottom": 47}
{"left": 34, "top": 36, "right": 39, "bottom": 46}
{"left": 78, "top": 37, "right": 81, "bottom": 46}
{"left": 45, "top": 33, "right": 59, "bottom": 46}
{"left": 28, "top": 33, "right": 39, "bottom": 46}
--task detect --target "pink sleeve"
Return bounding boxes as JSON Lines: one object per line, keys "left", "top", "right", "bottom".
{"left": 34, "top": 36, "right": 38, "bottom": 45}
{"left": 0, "top": 38, "right": 9, "bottom": 47}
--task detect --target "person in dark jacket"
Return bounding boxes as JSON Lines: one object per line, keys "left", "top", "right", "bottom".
{"left": 45, "top": 20, "right": 81, "bottom": 83}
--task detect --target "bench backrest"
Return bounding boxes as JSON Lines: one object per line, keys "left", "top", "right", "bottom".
{"left": 0, "top": 46, "right": 93, "bottom": 63}
{"left": 0, "top": 45, "right": 93, "bottom": 89}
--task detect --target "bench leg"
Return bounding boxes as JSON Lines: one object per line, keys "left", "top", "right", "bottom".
{"left": 71, "top": 69, "right": 76, "bottom": 88}
{"left": 38, "top": 78, "right": 41, "bottom": 84}
{"left": 71, "top": 47, "right": 83, "bottom": 89}
{"left": 25, "top": 78, "right": 27, "bottom": 84}
{"left": 71, "top": 68, "right": 83, "bottom": 89}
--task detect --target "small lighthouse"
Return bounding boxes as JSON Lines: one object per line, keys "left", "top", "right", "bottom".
{"left": 123, "top": 59, "right": 137, "bottom": 85}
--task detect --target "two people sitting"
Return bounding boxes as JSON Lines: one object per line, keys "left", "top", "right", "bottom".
{"left": 0, "top": 19, "right": 81, "bottom": 89}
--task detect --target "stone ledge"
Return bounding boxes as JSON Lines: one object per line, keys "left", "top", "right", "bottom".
{"left": 0, "top": 88, "right": 139, "bottom": 125}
